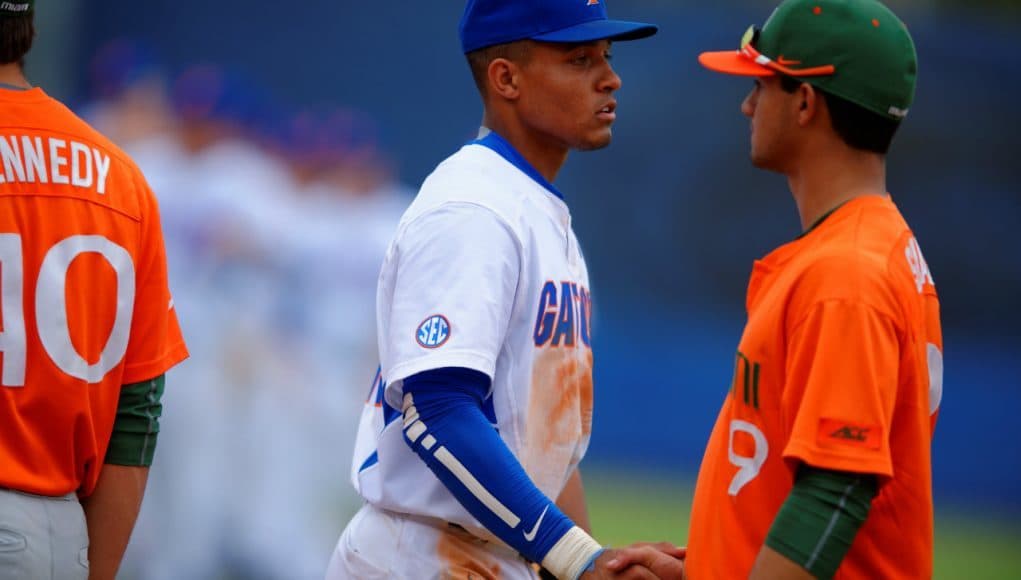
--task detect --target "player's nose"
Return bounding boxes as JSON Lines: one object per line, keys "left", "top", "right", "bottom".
{"left": 600, "top": 66, "right": 622, "bottom": 93}
{"left": 741, "top": 86, "right": 757, "bottom": 117}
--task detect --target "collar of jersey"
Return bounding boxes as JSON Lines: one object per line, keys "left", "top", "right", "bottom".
{"left": 794, "top": 200, "right": 849, "bottom": 241}
{"left": 760, "top": 194, "right": 893, "bottom": 267}
{"left": 0, "top": 86, "right": 45, "bottom": 102}
{"left": 471, "top": 129, "right": 565, "bottom": 201}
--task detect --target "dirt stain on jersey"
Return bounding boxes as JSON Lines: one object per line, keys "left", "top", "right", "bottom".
{"left": 522, "top": 347, "right": 593, "bottom": 492}
{"left": 437, "top": 528, "right": 502, "bottom": 580}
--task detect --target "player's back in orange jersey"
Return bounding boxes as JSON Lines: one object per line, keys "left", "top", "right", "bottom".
{"left": 0, "top": 87, "right": 187, "bottom": 497}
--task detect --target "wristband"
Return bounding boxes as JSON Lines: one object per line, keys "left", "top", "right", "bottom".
{"left": 541, "top": 526, "right": 603, "bottom": 579}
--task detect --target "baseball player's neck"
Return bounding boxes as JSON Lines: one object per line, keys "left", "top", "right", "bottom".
{"left": 482, "top": 113, "right": 568, "bottom": 183}
{"left": 787, "top": 144, "right": 887, "bottom": 231}
{"left": 0, "top": 63, "right": 30, "bottom": 90}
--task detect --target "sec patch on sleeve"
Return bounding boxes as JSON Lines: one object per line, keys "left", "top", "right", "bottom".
{"left": 416, "top": 314, "right": 451, "bottom": 348}
{"left": 817, "top": 418, "right": 882, "bottom": 450}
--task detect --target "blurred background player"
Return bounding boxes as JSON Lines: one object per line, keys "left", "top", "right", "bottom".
{"left": 0, "top": 2, "right": 188, "bottom": 579}
{"left": 330, "top": 1, "right": 683, "bottom": 579}
{"left": 76, "top": 42, "right": 412, "bottom": 580}
{"left": 646, "top": 0, "right": 940, "bottom": 578}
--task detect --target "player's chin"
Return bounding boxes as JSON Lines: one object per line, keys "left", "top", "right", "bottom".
{"left": 574, "top": 128, "right": 614, "bottom": 152}
{"left": 750, "top": 152, "right": 785, "bottom": 174}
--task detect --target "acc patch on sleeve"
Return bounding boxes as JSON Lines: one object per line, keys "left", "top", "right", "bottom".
{"left": 416, "top": 314, "right": 451, "bottom": 348}
{"left": 817, "top": 418, "right": 882, "bottom": 450}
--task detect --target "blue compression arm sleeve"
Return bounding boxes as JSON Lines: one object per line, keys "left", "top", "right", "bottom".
{"left": 402, "top": 367, "right": 575, "bottom": 565}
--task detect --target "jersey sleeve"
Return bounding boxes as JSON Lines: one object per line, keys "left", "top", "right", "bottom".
{"left": 120, "top": 175, "right": 188, "bottom": 384}
{"left": 781, "top": 296, "right": 901, "bottom": 479}
{"left": 381, "top": 202, "right": 520, "bottom": 407}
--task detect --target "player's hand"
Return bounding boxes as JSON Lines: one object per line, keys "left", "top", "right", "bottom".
{"left": 602, "top": 542, "right": 686, "bottom": 579}
{"left": 579, "top": 547, "right": 681, "bottom": 580}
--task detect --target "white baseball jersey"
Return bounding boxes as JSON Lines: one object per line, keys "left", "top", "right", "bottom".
{"left": 351, "top": 131, "right": 594, "bottom": 543}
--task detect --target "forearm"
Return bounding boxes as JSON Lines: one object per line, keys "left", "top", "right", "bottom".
{"left": 403, "top": 368, "right": 601, "bottom": 579}
{"left": 82, "top": 375, "right": 164, "bottom": 579}
{"left": 81, "top": 464, "right": 150, "bottom": 580}
{"left": 750, "top": 546, "right": 817, "bottom": 580}
{"left": 556, "top": 468, "right": 591, "bottom": 534}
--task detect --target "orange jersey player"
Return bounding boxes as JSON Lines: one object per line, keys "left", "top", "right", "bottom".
{"left": 684, "top": 0, "right": 942, "bottom": 578}
{"left": 0, "top": 3, "right": 188, "bottom": 580}
{"left": 566, "top": 1, "right": 947, "bottom": 580}
{"left": 684, "top": 193, "right": 942, "bottom": 579}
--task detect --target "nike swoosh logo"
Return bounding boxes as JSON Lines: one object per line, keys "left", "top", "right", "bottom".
{"left": 523, "top": 506, "right": 549, "bottom": 542}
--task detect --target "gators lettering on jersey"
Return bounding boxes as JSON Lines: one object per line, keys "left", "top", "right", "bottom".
{"left": 351, "top": 132, "right": 593, "bottom": 542}
{"left": 0, "top": 88, "right": 188, "bottom": 497}
{"left": 686, "top": 195, "right": 942, "bottom": 579}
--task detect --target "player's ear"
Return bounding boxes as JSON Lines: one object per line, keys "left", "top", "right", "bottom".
{"left": 488, "top": 58, "right": 521, "bottom": 101}
{"left": 797, "top": 82, "right": 818, "bottom": 127}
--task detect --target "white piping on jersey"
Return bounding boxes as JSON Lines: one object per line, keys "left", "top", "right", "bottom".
{"left": 402, "top": 392, "right": 522, "bottom": 529}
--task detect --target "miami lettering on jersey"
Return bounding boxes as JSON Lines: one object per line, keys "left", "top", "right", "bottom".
{"left": 731, "top": 350, "right": 761, "bottom": 410}
{"left": 0, "top": 134, "right": 112, "bottom": 193}
{"left": 533, "top": 281, "right": 591, "bottom": 347}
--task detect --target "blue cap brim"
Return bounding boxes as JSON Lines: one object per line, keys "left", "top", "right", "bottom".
{"left": 531, "top": 19, "right": 657, "bottom": 44}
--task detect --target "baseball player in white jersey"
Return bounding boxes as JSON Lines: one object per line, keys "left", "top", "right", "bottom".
{"left": 326, "top": 1, "right": 685, "bottom": 579}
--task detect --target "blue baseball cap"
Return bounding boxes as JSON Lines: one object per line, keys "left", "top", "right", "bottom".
{"left": 459, "top": 0, "right": 657, "bottom": 54}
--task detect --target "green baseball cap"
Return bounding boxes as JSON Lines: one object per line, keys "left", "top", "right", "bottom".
{"left": 698, "top": 0, "right": 917, "bottom": 121}
{"left": 0, "top": 1, "right": 33, "bottom": 16}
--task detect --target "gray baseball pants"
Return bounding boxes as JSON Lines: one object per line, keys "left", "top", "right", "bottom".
{"left": 0, "top": 488, "right": 88, "bottom": 580}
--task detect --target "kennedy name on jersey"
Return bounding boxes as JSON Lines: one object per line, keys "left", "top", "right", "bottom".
{"left": 533, "top": 281, "right": 591, "bottom": 347}
{"left": 0, "top": 135, "right": 112, "bottom": 194}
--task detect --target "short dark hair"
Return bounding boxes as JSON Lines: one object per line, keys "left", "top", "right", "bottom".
{"left": 779, "top": 75, "right": 900, "bottom": 155}
{"left": 465, "top": 41, "right": 532, "bottom": 96}
{"left": 0, "top": 13, "right": 34, "bottom": 66}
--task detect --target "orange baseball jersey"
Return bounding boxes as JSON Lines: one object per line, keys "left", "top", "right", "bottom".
{"left": 0, "top": 88, "right": 188, "bottom": 497}
{"left": 686, "top": 195, "right": 942, "bottom": 579}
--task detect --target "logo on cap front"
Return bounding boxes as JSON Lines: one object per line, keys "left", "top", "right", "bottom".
{"left": 888, "top": 105, "right": 909, "bottom": 119}
{"left": 0, "top": 2, "right": 31, "bottom": 12}
{"left": 587, "top": 0, "right": 600, "bottom": 5}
